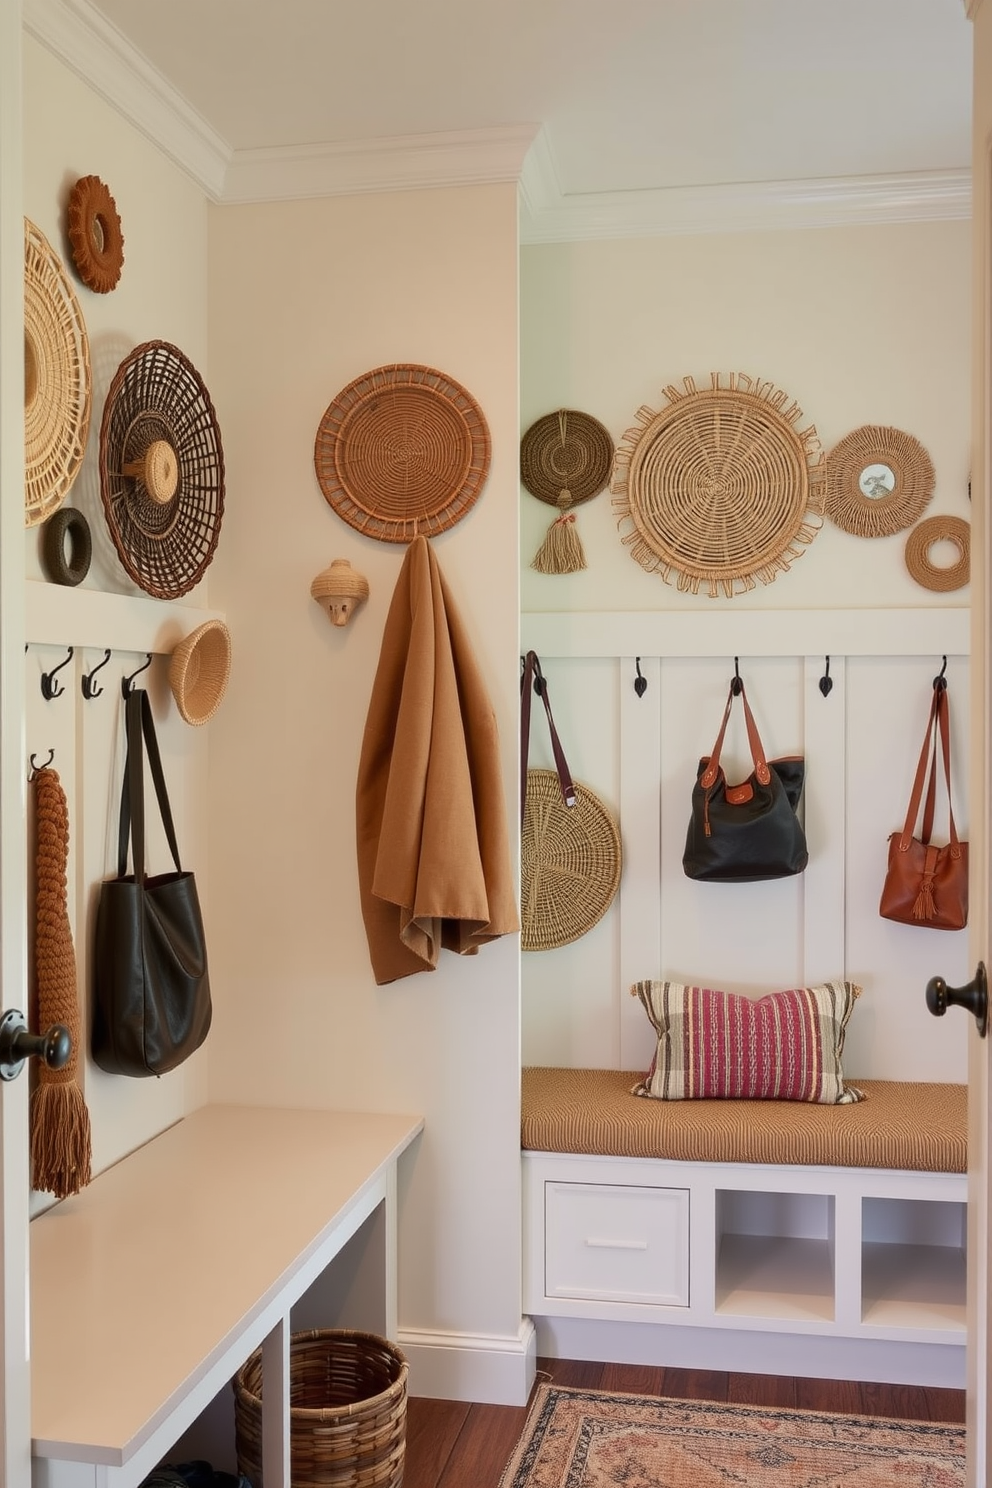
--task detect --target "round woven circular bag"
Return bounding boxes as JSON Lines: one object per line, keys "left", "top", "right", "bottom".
{"left": 99, "top": 340, "right": 225, "bottom": 598}
{"left": 522, "top": 770, "right": 622, "bottom": 951}
{"left": 314, "top": 363, "right": 490, "bottom": 542}
{"left": 24, "top": 217, "right": 92, "bottom": 527}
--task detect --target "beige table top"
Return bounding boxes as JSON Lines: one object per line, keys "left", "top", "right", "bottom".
{"left": 31, "top": 1103, "right": 423, "bottom": 1466}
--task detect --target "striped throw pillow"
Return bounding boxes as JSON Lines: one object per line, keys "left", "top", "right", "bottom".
{"left": 631, "top": 980, "right": 864, "bottom": 1104}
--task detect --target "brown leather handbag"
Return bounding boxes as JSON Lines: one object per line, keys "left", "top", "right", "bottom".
{"left": 879, "top": 679, "right": 968, "bottom": 931}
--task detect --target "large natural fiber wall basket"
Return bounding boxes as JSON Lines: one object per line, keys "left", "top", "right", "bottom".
{"left": 24, "top": 218, "right": 92, "bottom": 528}
{"left": 168, "top": 619, "right": 231, "bottom": 726}
{"left": 234, "top": 1329, "right": 407, "bottom": 1488}
{"left": 522, "top": 770, "right": 622, "bottom": 951}
{"left": 314, "top": 363, "right": 491, "bottom": 542}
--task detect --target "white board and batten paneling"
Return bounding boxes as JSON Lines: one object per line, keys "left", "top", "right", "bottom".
{"left": 521, "top": 607, "right": 971, "bottom": 1086}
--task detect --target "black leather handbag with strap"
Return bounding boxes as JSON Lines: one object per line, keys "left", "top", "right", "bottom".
{"left": 683, "top": 677, "right": 808, "bottom": 883}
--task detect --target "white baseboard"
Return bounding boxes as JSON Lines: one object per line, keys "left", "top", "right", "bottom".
{"left": 533, "top": 1316, "right": 965, "bottom": 1390}
{"left": 398, "top": 1319, "right": 537, "bottom": 1405}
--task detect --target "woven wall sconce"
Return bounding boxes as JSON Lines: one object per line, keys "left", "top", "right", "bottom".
{"left": 311, "top": 558, "right": 369, "bottom": 627}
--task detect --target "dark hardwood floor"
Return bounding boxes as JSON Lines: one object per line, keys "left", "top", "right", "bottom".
{"left": 403, "top": 1357, "right": 966, "bottom": 1488}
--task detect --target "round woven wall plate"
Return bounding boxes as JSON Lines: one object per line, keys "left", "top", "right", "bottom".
{"left": 67, "top": 175, "right": 125, "bottom": 294}
{"left": 314, "top": 363, "right": 491, "bottom": 542}
{"left": 24, "top": 218, "right": 92, "bottom": 528}
{"left": 825, "top": 424, "right": 934, "bottom": 537}
{"left": 612, "top": 374, "right": 825, "bottom": 597}
{"left": 905, "top": 515, "right": 970, "bottom": 592}
{"left": 522, "top": 769, "right": 622, "bottom": 952}
{"left": 520, "top": 409, "right": 614, "bottom": 509}
{"left": 99, "top": 340, "right": 225, "bottom": 599}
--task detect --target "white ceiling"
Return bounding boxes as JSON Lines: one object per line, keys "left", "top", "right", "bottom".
{"left": 29, "top": 0, "right": 975, "bottom": 239}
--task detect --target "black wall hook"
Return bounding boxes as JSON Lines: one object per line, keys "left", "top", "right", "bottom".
{"left": 121, "top": 653, "right": 152, "bottom": 699}
{"left": 634, "top": 658, "right": 647, "bottom": 698}
{"left": 40, "top": 647, "right": 73, "bottom": 701}
{"left": 81, "top": 648, "right": 112, "bottom": 700}
{"left": 819, "top": 657, "right": 833, "bottom": 697}
{"left": 29, "top": 749, "right": 55, "bottom": 774}
{"left": 731, "top": 657, "right": 743, "bottom": 696}
{"left": 934, "top": 656, "right": 948, "bottom": 691}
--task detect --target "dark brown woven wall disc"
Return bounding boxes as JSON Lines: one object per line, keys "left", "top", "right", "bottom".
{"left": 314, "top": 364, "right": 491, "bottom": 542}
{"left": 825, "top": 424, "right": 935, "bottom": 538}
{"left": 521, "top": 409, "right": 614, "bottom": 510}
{"left": 905, "top": 515, "right": 970, "bottom": 592}
{"left": 99, "top": 340, "right": 225, "bottom": 599}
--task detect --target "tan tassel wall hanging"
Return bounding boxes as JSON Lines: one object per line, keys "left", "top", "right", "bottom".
{"left": 521, "top": 409, "right": 614, "bottom": 574}
{"left": 30, "top": 766, "right": 91, "bottom": 1198}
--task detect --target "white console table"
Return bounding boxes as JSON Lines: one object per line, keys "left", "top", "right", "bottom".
{"left": 30, "top": 1104, "right": 423, "bottom": 1488}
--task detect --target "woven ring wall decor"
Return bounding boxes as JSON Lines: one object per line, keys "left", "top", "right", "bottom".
{"left": 24, "top": 218, "right": 92, "bottom": 528}
{"left": 99, "top": 340, "right": 225, "bottom": 599}
{"left": 522, "top": 769, "right": 622, "bottom": 951}
{"left": 520, "top": 409, "right": 614, "bottom": 510}
{"left": 67, "top": 175, "right": 124, "bottom": 294}
{"left": 905, "top": 515, "right": 970, "bottom": 592}
{"left": 42, "top": 506, "right": 92, "bottom": 587}
{"left": 611, "top": 372, "right": 825, "bottom": 597}
{"left": 825, "top": 424, "right": 935, "bottom": 538}
{"left": 314, "top": 363, "right": 491, "bottom": 542}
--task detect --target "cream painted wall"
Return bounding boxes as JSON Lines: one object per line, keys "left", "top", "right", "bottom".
{"left": 521, "top": 223, "right": 970, "bottom": 614}
{"left": 204, "top": 186, "right": 525, "bottom": 1392}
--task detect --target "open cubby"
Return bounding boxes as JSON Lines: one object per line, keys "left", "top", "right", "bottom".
{"left": 715, "top": 1189, "right": 835, "bottom": 1322}
{"left": 861, "top": 1196, "right": 967, "bottom": 1334}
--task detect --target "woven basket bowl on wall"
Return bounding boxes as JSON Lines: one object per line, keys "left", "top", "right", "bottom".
{"left": 24, "top": 218, "right": 92, "bottom": 528}
{"left": 314, "top": 363, "right": 491, "bottom": 542}
{"left": 522, "top": 769, "right": 622, "bottom": 951}
{"left": 99, "top": 340, "right": 225, "bottom": 599}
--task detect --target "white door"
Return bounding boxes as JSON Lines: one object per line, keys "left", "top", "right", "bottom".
{"left": 0, "top": 0, "right": 34, "bottom": 1481}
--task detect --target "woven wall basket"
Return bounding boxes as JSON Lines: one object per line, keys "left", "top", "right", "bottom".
{"left": 905, "top": 514, "right": 970, "bottom": 592}
{"left": 314, "top": 364, "right": 491, "bottom": 542}
{"left": 99, "top": 340, "right": 225, "bottom": 599}
{"left": 24, "top": 218, "right": 92, "bottom": 528}
{"left": 521, "top": 409, "right": 614, "bottom": 508}
{"left": 825, "top": 424, "right": 935, "bottom": 538}
{"left": 522, "top": 769, "right": 622, "bottom": 951}
{"left": 611, "top": 373, "right": 825, "bottom": 597}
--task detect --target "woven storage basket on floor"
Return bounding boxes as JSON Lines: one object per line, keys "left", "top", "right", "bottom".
{"left": 233, "top": 1329, "right": 407, "bottom": 1488}
{"left": 522, "top": 768, "right": 622, "bottom": 951}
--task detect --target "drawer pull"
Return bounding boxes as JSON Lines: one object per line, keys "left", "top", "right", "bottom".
{"left": 585, "top": 1237, "right": 649, "bottom": 1250}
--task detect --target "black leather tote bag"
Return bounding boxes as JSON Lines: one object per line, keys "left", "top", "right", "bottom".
{"left": 92, "top": 688, "right": 212, "bottom": 1076}
{"left": 682, "top": 678, "right": 808, "bottom": 883}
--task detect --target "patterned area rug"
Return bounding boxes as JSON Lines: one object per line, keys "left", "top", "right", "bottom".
{"left": 498, "top": 1385, "right": 966, "bottom": 1487}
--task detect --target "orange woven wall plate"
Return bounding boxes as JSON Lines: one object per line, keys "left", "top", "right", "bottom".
{"left": 612, "top": 372, "right": 825, "bottom": 597}
{"left": 67, "top": 176, "right": 124, "bottom": 294}
{"left": 314, "top": 364, "right": 491, "bottom": 542}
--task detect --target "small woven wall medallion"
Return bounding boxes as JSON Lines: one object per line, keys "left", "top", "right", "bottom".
{"left": 99, "top": 340, "right": 225, "bottom": 599}
{"left": 24, "top": 218, "right": 92, "bottom": 528}
{"left": 522, "top": 769, "right": 622, "bottom": 951}
{"left": 66, "top": 175, "right": 125, "bottom": 294}
{"left": 611, "top": 373, "right": 825, "bottom": 597}
{"left": 825, "top": 424, "right": 935, "bottom": 538}
{"left": 314, "top": 363, "right": 491, "bottom": 542}
{"left": 521, "top": 408, "right": 615, "bottom": 574}
{"left": 905, "top": 515, "right": 970, "bottom": 592}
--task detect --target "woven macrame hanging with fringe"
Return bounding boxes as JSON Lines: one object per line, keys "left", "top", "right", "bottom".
{"left": 521, "top": 408, "right": 614, "bottom": 574}
{"left": 612, "top": 372, "right": 825, "bottom": 597}
{"left": 30, "top": 767, "right": 91, "bottom": 1199}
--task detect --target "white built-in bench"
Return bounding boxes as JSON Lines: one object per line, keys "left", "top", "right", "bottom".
{"left": 522, "top": 1068, "right": 967, "bottom": 1389}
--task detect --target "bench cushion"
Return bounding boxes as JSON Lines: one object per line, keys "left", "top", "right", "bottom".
{"left": 521, "top": 1066, "right": 966, "bottom": 1172}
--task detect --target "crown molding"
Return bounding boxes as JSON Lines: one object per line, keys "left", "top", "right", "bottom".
{"left": 221, "top": 124, "right": 539, "bottom": 205}
{"left": 520, "top": 129, "right": 971, "bottom": 242}
{"left": 22, "top": 0, "right": 230, "bottom": 199}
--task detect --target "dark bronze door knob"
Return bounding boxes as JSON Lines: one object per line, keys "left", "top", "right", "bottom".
{"left": 926, "top": 962, "right": 988, "bottom": 1038}
{"left": 0, "top": 1008, "right": 72, "bottom": 1082}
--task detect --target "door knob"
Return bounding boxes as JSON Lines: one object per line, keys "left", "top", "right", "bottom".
{"left": 925, "top": 963, "right": 988, "bottom": 1038}
{"left": 0, "top": 1008, "right": 72, "bottom": 1082}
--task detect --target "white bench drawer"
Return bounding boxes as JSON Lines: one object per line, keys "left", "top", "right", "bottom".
{"left": 545, "top": 1181, "right": 690, "bottom": 1307}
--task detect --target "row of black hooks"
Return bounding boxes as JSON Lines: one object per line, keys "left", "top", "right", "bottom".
{"left": 33, "top": 646, "right": 152, "bottom": 702}
{"left": 628, "top": 654, "right": 950, "bottom": 700}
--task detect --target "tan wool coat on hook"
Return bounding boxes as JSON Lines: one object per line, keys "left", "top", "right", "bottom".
{"left": 356, "top": 535, "right": 519, "bottom": 984}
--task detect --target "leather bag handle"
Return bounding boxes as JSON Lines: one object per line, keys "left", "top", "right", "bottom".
{"left": 897, "top": 682, "right": 960, "bottom": 856}
{"left": 117, "top": 688, "right": 184, "bottom": 881}
{"left": 520, "top": 650, "right": 576, "bottom": 824}
{"left": 699, "top": 680, "right": 771, "bottom": 790}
